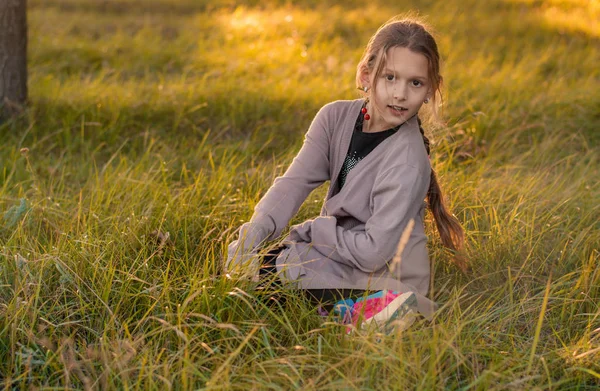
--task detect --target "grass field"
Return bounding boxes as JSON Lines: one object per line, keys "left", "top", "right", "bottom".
{"left": 1, "top": 0, "right": 599, "bottom": 388}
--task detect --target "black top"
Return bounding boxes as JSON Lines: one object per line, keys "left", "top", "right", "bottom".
{"left": 337, "top": 104, "right": 400, "bottom": 189}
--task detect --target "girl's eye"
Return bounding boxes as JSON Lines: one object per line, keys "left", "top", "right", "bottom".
{"left": 411, "top": 80, "right": 422, "bottom": 87}
{"left": 385, "top": 74, "right": 395, "bottom": 81}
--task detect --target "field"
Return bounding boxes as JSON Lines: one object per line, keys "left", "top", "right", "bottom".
{"left": 1, "top": 0, "right": 599, "bottom": 389}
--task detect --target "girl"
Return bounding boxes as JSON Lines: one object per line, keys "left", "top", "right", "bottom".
{"left": 226, "top": 17, "right": 464, "bottom": 329}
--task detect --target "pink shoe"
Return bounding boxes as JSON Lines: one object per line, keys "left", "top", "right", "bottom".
{"left": 348, "top": 290, "right": 417, "bottom": 333}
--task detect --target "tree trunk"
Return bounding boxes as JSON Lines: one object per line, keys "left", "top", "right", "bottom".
{"left": 0, "top": 0, "right": 27, "bottom": 118}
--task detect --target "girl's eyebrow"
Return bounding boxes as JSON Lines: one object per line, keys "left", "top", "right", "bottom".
{"left": 384, "top": 68, "right": 428, "bottom": 80}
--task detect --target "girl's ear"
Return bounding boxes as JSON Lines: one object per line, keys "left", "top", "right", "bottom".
{"left": 359, "top": 67, "right": 371, "bottom": 89}
{"left": 426, "top": 88, "right": 433, "bottom": 100}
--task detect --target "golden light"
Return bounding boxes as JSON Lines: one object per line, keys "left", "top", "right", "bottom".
{"left": 505, "top": 0, "right": 599, "bottom": 37}
{"left": 228, "top": 8, "right": 265, "bottom": 32}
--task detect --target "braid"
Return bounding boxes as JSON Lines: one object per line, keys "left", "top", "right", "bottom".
{"left": 418, "top": 117, "right": 466, "bottom": 271}
{"left": 417, "top": 116, "right": 430, "bottom": 156}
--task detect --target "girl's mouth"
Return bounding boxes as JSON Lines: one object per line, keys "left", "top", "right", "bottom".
{"left": 388, "top": 105, "right": 408, "bottom": 114}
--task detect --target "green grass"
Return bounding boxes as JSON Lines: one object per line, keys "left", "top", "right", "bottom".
{"left": 1, "top": 0, "right": 599, "bottom": 388}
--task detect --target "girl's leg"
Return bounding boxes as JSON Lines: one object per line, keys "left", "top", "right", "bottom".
{"left": 304, "top": 289, "right": 366, "bottom": 312}
{"left": 258, "top": 245, "right": 286, "bottom": 288}
{"left": 256, "top": 245, "right": 286, "bottom": 305}
{"left": 256, "top": 247, "right": 366, "bottom": 313}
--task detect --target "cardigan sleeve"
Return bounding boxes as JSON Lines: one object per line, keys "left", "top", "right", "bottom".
{"left": 243, "top": 102, "right": 334, "bottom": 242}
{"left": 307, "top": 163, "right": 429, "bottom": 273}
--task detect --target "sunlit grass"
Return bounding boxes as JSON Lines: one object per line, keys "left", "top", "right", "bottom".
{"left": 507, "top": 0, "right": 600, "bottom": 37}
{"left": 0, "top": 0, "right": 598, "bottom": 388}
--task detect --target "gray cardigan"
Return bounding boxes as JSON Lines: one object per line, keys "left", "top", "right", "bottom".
{"left": 233, "top": 99, "right": 436, "bottom": 317}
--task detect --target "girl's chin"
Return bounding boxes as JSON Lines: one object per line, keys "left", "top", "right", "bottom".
{"left": 383, "top": 113, "right": 409, "bottom": 126}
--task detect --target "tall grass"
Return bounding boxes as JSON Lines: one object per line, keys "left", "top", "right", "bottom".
{"left": 0, "top": 0, "right": 598, "bottom": 388}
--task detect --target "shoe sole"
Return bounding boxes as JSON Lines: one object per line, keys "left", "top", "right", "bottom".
{"left": 361, "top": 292, "right": 417, "bottom": 329}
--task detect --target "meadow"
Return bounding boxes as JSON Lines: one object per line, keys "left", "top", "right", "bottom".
{"left": 0, "top": 0, "right": 598, "bottom": 388}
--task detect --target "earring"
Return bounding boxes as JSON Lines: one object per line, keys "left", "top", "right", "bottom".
{"left": 361, "top": 104, "right": 370, "bottom": 121}
{"left": 424, "top": 98, "right": 430, "bottom": 104}
{"left": 363, "top": 86, "right": 369, "bottom": 92}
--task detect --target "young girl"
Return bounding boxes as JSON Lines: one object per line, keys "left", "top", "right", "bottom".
{"left": 226, "top": 17, "right": 464, "bottom": 329}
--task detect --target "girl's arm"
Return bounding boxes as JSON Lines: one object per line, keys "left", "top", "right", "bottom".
{"left": 296, "top": 163, "right": 429, "bottom": 273}
{"left": 227, "top": 103, "right": 334, "bottom": 262}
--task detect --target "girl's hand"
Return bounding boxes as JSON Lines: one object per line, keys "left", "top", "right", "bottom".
{"left": 225, "top": 239, "right": 260, "bottom": 276}
{"left": 224, "top": 222, "right": 273, "bottom": 276}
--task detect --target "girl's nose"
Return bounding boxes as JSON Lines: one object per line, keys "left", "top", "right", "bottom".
{"left": 393, "top": 83, "right": 408, "bottom": 100}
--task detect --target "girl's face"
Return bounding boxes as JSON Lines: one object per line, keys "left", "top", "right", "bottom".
{"left": 362, "top": 46, "right": 431, "bottom": 132}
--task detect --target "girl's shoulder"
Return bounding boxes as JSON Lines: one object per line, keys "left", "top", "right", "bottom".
{"left": 320, "top": 98, "right": 363, "bottom": 115}
{"left": 306, "top": 99, "right": 362, "bottom": 138}
{"left": 313, "top": 99, "right": 363, "bottom": 133}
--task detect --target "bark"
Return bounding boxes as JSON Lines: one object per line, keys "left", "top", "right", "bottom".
{"left": 0, "top": 0, "right": 27, "bottom": 117}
